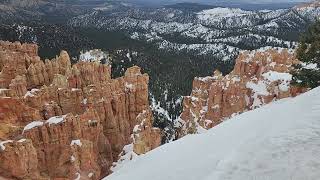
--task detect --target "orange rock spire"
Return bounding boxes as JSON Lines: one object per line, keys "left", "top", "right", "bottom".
{"left": 0, "top": 41, "right": 161, "bottom": 179}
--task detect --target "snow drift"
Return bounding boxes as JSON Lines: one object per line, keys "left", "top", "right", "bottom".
{"left": 104, "top": 87, "right": 320, "bottom": 180}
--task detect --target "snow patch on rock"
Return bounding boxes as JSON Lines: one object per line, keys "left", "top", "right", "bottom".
{"left": 110, "top": 144, "right": 138, "bottom": 173}
{"left": 0, "top": 140, "right": 13, "bottom": 151}
{"left": 246, "top": 81, "right": 269, "bottom": 96}
{"left": 23, "top": 121, "right": 44, "bottom": 133}
{"left": 24, "top": 88, "right": 40, "bottom": 98}
{"left": 70, "top": 139, "right": 82, "bottom": 147}
{"left": 46, "top": 115, "right": 67, "bottom": 126}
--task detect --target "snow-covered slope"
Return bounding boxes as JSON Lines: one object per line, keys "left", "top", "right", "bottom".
{"left": 104, "top": 87, "right": 320, "bottom": 180}
{"left": 197, "top": 7, "right": 252, "bottom": 19}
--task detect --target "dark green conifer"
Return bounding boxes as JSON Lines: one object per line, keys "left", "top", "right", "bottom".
{"left": 292, "top": 21, "right": 320, "bottom": 88}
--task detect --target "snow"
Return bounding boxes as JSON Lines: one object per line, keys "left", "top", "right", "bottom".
{"left": 301, "top": 62, "right": 319, "bottom": 70}
{"left": 150, "top": 96, "right": 172, "bottom": 122}
{"left": 110, "top": 144, "right": 138, "bottom": 173}
{"left": 24, "top": 116, "right": 68, "bottom": 133}
{"left": 196, "top": 76, "right": 217, "bottom": 82}
{"left": 82, "top": 98, "right": 88, "bottom": 104}
{"left": 204, "top": 119, "right": 213, "bottom": 125}
{"left": 125, "top": 83, "right": 134, "bottom": 90}
{"left": 240, "top": 47, "right": 294, "bottom": 63}
{"left": 259, "top": 9, "right": 272, "bottom": 13}
{"left": 24, "top": 89, "right": 40, "bottom": 98}
{"left": 79, "top": 49, "right": 109, "bottom": 64}
{"left": 70, "top": 139, "right": 82, "bottom": 147}
{"left": 23, "top": 121, "right": 44, "bottom": 133}
{"left": 74, "top": 172, "right": 81, "bottom": 180}
{"left": 246, "top": 81, "right": 269, "bottom": 96}
{"left": 0, "top": 140, "right": 13, "bottom": 151}
{"left": 104, "top": 87, "right": 320, "bottom": 180}
{"left": 197, "top": 8, "right": 251, "bottom": 19}
{"left": 70, "top": 3, "right": 311, "bottom": 64}
{"left": 266, "top": 21, "right": 279, "bottom": 28}
{"left": 70, "top": 155, "right": 76, "bottom": 162}
{"left": 72, "top": 88, "right": 81, "bottom": 92}
{"left": 231, "top": 76, "right": 241, "bottom": 82}
{"left": 0, "top": 88, "right": 9, "bottom": 93}
{"left": 17, "top": 139, "right": 27, "bottom": 143}
{"left": 88, "top": 172, "right": 94, "bottom": 178}
{"left": 111, "top": 111, "right": 150, "bottom": 172}
{"left": 167, "top": 13, "right": 175, "bottom": 18}
{"left": 212, "top": 105, "right": 220, "bottom": 109}
{"left": 126, "top": 52, "right": 132, "bottom": 62}
{"left": 262, "top": 71, "right": 293, "bottom": 92}
{"left": 262, "top": 71, "right": 292, "bottom": 82}
{"left": 269, "top": 62, "right": 276, "bottom": 67}
{"left": 133, "top": 125, "right": 141, "bottom": 133}
{"left": 191, "top": 96, "right": 199, "bottom": 102}
{"left": 15, "top": 25, "right": 37, "bottom": 42}
{"left": 46, "top": 115, "right": 67, "bottom": 126}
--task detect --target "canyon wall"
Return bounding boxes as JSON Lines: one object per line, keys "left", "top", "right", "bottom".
{"left": 0, "top": 41, "right": 161, "bottom": 180}
{"left": 178, "top": 47, "right": 306, "bottom": 137}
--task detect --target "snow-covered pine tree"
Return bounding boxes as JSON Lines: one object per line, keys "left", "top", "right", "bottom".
{"left": 292, "top": 21, "right": 320, "bottom": 88}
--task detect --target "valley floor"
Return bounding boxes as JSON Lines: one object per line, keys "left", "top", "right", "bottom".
{"left": 104, "top": 87, "right": 320, "bottom": 180}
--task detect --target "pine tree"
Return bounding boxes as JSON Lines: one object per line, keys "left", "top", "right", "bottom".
{"left": 292, "top": 21, "right": 320, "bottom": 88}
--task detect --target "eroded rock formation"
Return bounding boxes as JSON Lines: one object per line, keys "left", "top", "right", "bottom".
{"left": 0, "top": 41, "right": 161, "bottom": 180}
{"left": 178, "top": 47, "right": 306, "bottom": 137}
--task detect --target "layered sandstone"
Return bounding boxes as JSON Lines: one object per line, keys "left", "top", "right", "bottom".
{"left": 178, "top": 47, "right": 306, "bottom": 137}
{"left": 0, "top": 41, "right": 161, "bottom": 180}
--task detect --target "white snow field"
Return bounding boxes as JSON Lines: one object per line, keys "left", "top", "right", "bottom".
{"left": 104, "top": 87, "right": 320, "bottom": 180}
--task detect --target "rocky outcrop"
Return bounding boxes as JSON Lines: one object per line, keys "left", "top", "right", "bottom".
{"left": 178, "top": 47, "right": 306, "bottom": 137}
{"left": 0, "top": 98, "right": 41, "bottom": 126}
{"left": 22, "top": 111, "right": 108, "bottom": 179}
{"left": 0, "top": 41, "right": 38, "bottom": 56}
{"left": 132, "top": 110, "right": 162, "bottom": 155}
{"left": 0, "top": 139, "right": 40, "bottom": 179}
{"left": 0, "top": 41, "right": 161, "bottom": 179}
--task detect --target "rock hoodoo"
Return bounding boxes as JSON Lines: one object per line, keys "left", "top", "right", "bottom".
{"left": 0, "top": 41, "right": 161, "bottom": 180}
{"left": 178, "top": 47, "right": 306, "bottom": 137}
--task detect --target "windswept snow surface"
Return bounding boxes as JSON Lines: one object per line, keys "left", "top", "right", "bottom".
{"left": 104, "top": 87, "right": 320, "bottom": 180}
{"left": 197, "top": 8, "right": 251, "bottom": 19}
